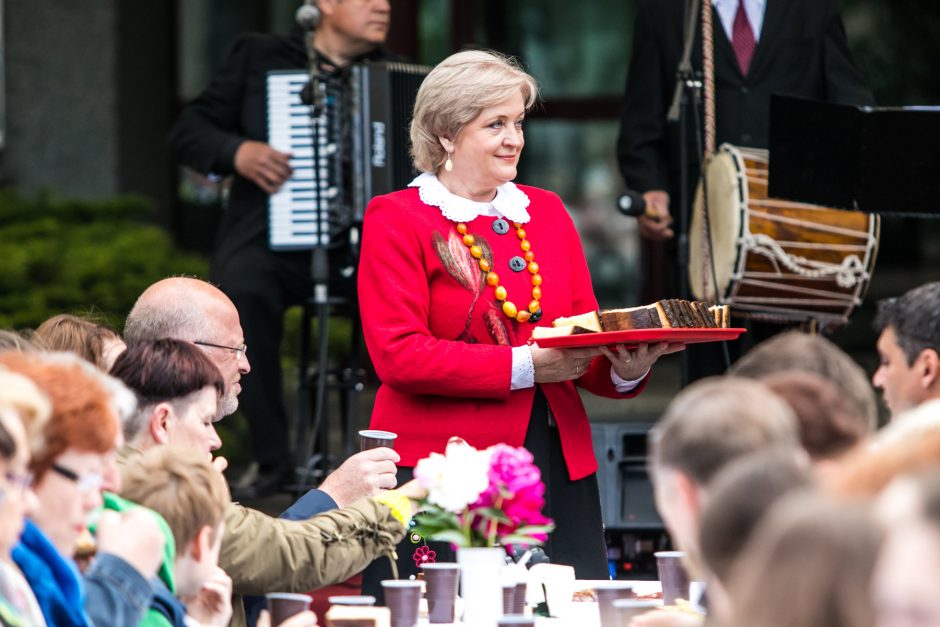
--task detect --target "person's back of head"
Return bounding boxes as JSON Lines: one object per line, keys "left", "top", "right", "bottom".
{"left": 761, "top": 370, "right": 871, "bottom": 461}
{"left": 33, "top": 314, "right": 125, "bottom": 371}
{"left": 651, "top": 376, "right": 800, "bottom": 486}
{"left": 726, "top": 493, "right": 880, "bottom": 627}
{"left": 120, "top": 445, "right": 230, "bottom": 596}
{"left": 699, "top": 450, "right": 814, "bottom": 586}
{"left": 825, "top": 403, "right": 940, "bottom": 499}
{"left": 109, "top": 339, "right": 224, "bottom": 446}
{"left": 731, "top": 330, "right": 878, "bottom": 432}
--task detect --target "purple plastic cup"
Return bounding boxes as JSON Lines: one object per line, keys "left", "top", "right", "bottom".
{"left": 265, "top": 592, "right": 312, "bottom": 626}
{"left": 655, "top": 551, "right": 690, "bottom": 605}
{"left": 421, "top": 563, "right": 460, "bottom": 623}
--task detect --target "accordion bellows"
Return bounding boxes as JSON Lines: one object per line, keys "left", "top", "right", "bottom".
{"left": 531, "top": 300, "right": 731, "bottom": 339}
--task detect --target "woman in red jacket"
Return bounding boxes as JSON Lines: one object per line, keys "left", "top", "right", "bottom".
{"left": 359, "top": 50, "right": 679, "bottom": 581}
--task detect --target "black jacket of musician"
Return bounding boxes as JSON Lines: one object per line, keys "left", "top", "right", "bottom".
{"left": 169, "top": 26, "right": 395, "bottom": 263}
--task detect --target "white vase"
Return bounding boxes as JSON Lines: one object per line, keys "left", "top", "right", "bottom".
{"left": 457, "top": 546, "right": 505, "bottom": 626}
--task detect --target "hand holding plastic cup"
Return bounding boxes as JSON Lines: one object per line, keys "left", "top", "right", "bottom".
{"left": 265, "top": 592, "right": 312, "bottom": 626}
{"left": 359, "top": 429, "right": 397, "bottom": 451}
{"left": 655, "top": 551, "right": 691, "bottom": 605}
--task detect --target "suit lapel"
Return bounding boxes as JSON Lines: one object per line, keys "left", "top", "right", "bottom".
{"left": 709, "top": 3, "right": 744, "bottom": 79}
{"left": 747, "top": 0, "right": 791, "bottom": 78}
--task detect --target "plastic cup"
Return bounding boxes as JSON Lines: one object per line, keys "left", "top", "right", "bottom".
{"left": 381, "top": 580, "right": 422, "bottom": 627}
{"left": 593, "top": 581, "right": 634, "bottom": 627}
{"left": 497, "top": 617, "right": 536, "bottom": 627}
{"left": 421, "top": 563, "right": 460, "bottom": 623}
{"left": 359, "top": 429, "right": 397, "bottom": 451}
{"left": 655, "top": 551, "right": 690, "bottom": 605}
{"left": 327, "top": 595, "right": 376, "bottom": 606}
{"left": 265, "top": 592, "right": 312, "bottom": 626}
{"left": 502, "top": 581, "right": 526, "bottom": 615}
{"left": 612, "top": 599, "right": 662, "bottom": 623}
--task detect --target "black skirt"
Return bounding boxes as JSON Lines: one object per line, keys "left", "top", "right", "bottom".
{"left": 361, "top": 387, "right": 609, "bottom": 601}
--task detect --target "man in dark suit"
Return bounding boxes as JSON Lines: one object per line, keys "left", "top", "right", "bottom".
{"left": 617, "top": 0, "right": 874, "bottom": 376}
{"left": 169, "top": 0, "right": 395, "bottom": 497}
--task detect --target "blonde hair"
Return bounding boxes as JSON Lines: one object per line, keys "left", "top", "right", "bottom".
{"left": 34, "top": 313, "right": 124, "bottom": 371}
{"left": 120, "top": 446, "right": 230, "bottom": 554}
{"left": 651, "top": 377, "right": 800, "bottom": 486}
{"left": 0, "top": 368, "right": 51, "bottom": 456}
{"left": 410, "top": 50, "right": 539, "bottom": 173}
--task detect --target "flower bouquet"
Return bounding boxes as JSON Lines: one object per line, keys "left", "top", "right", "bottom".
{"left": 411, "top": 437, "right": 554, "bottom": 549}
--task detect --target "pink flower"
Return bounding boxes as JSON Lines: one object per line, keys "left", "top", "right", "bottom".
{"left": 413, "top": 545, "right": 437, "bottom": 567}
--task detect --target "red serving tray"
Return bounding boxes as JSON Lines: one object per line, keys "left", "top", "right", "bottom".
{"left": 531, "top": 327, "right": 746, "bottom": 349}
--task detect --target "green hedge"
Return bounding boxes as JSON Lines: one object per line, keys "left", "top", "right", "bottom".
{"left": 0, "top": 189, "right": 208, "bottom": 329}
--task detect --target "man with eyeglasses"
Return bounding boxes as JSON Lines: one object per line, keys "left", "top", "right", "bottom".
{"left": 871, "top": 282, "right": 940, "bottom": 420}
{"left": 124, "top": 277, "right": 399, "bottom": 505}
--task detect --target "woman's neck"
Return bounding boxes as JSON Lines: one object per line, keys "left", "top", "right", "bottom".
{"left": 436, "top": 171, "right": 498, "bottom": 203}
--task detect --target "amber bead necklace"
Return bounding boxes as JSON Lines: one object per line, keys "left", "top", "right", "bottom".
{"left": 455, "top": 221, "right": 542, "bottom": 323}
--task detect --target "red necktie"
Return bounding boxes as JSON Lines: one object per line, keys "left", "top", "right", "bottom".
{"left": 732, "top": 0, "right": 756, "bottom": 75}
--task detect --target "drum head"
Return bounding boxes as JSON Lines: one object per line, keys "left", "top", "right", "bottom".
{"left": 689, "top": 148, "right": 743, "bottom": 302}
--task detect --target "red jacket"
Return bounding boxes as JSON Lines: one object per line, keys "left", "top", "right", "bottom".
{"left": 358, "top": 184, "right": 647, "bottom": 480}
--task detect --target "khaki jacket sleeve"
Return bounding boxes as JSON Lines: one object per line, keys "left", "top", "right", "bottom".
{"left": 220, "top": 496, "right": 405, "bottom": 596}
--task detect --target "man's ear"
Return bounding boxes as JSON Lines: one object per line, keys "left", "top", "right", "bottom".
{"left": 150, "top": 403, "right": 173, "bottom": 445}
{"left": 674, "top": 469, "right": 702, "bottom": 522}
{"left": 189, "top": 525, "right": 214, "bottom": 563}
{"left": 920, "top": 348, "right": 940, "bottom": 390}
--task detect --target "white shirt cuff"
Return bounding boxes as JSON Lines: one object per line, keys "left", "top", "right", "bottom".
{"left": 511, "top": 345, "right": 536, "bottom": 390}
{"left": 611, "top": 366, "right": 649, "bottom": 393}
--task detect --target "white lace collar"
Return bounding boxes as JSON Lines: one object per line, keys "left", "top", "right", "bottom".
{"left": 409, "top": 172, "right": 531, "bottom": 224}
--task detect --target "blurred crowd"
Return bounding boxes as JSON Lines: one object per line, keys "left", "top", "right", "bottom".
{"left": 2, "top": 278, "right": 940, "bottom": 627}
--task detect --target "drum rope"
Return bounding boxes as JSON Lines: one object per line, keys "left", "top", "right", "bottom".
{"left": 744, "top": 233, "right": 867, "bottom": 288}
{"left": 701, "top": 0, "right": 718, "bottom": 300}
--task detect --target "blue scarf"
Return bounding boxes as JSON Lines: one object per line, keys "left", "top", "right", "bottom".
{"left": 11, "top": 520, "right": 89, "bottom": 627}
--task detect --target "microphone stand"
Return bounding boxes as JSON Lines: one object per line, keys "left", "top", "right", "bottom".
{"left": 295, "top": 29, "right": 334, "bottom": 488}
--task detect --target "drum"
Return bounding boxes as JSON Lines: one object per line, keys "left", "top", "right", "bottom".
{"left": 689, "top": 144, "right": 879, "bottom": 328}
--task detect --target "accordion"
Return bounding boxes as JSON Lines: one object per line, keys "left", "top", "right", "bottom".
{"left": 265, "top": 61, "right": 429, "bottom": 250}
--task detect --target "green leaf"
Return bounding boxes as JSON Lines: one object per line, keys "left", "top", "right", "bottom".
{"left": 426, "top": 530, "right": 469, "bottom": 547}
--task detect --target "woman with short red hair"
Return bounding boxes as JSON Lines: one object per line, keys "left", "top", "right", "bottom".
{"left": 0, "top": 352, "right": 162, "bottom": 627}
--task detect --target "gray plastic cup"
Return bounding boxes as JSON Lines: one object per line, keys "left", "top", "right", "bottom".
{"left": 381, "top": 580, "right": 422, "bottom": 627}
{"left": 359, "top": 429, "right": 398, "bottom": 451}
{"left": 612, "top": 599, "right": 662, "bottom": 623}
{"left": 497, "top": 617, "right": 536, "bottom": 627}
{"left": 655, "top": 551, "right": 690, "bottom": 605}
{"left": 421, "top": 563, "right": 460, "bottom": 623}
{"left": 593, "top": 581, "right": 634, "bottom": 627}
{"left": 265, "top": 592, "right": 312, "bottom": 626}
{"left": 327, "top": 595, "right": 376, "bottom": 606}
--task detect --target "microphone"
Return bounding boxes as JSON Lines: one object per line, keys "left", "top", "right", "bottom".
{"left": 295, "top": 3, "right": 320, "bottom": 30}
{"left": 617, "top": 190, "right": 647, "bottom": 218}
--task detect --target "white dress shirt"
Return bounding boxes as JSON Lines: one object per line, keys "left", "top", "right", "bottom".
{"left": 712, "top": 0, "right": 766, "bottom": 42}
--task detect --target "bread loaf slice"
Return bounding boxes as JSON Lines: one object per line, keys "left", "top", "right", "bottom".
{"left": 599, "top": 305, "right": 662, "bottom": 330}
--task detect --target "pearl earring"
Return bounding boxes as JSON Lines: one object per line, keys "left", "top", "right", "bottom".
{"left": 444, "top": 154, "right": 453, "bottom": 172}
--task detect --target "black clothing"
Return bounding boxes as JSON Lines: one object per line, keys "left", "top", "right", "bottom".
{"left": 617, "top": 0, "right": 875, "bottom": 200}
{"left": 616, "top": 0, "right": 874, "bottom": 380}
{"left": 169, "top": 28, "right": 393, "bottom": 469}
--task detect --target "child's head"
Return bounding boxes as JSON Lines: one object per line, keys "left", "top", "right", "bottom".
{"left": 120, "top": 446, "right": 230, "bottom": 596}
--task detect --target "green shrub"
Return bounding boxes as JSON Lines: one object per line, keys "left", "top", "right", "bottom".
{"left": 0, "top": 188, "right": 208, "bottom": 329}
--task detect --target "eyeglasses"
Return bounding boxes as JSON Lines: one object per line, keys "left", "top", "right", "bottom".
{"left": 4, "top": 471, "right": 33, "bottom": 492}
{"left": 194, "top": 340, "right": 248, "bottom": 361}
{"left": 51, "top": 464, "right": 103, "bottom": 493}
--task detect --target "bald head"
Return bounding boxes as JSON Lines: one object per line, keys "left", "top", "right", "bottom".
{"left": 125, "top": 278, "right": 236, "bottom": 344}
{"left": 124, "top": 278, "right": 249, "bottom": 419}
